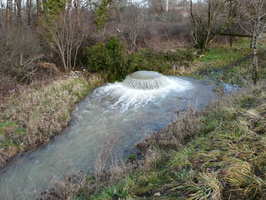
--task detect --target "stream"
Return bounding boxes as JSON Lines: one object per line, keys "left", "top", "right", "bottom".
{"left": 0, "top": 72, "right": 219, "bottom": 199}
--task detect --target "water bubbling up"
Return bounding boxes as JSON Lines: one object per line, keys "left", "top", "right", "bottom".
{"left": 98, "top": 71, "right": 192, "bottom": 112}
{"left": 122, "top": 71, "right": 171, "bottom": 90}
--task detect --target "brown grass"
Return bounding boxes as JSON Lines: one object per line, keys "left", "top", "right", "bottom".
{"left": 0, "top": 75, "right": 17, "bottom": 98}
{"left": 0, "top": 74, "right": 103, "bottom": 167}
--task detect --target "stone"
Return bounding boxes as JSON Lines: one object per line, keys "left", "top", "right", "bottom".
{"left": 154, "top": 192, "right": 161, "bottom": 197}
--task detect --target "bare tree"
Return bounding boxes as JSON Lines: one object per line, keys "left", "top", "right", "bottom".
{"left": 238, "top": 0, "right": 266, "bottom": 84}
{"left": 119, "top": 4, "right": 148, "bottom": 48}
{"left": 43, "top": 11, "right": 92, "bottom": 72}
{"left": 0, "top": 26, "right": 43, "bottom": 83}
{"left": 36, "top": 0, "right": 42, "bottom": 33}
{"left": 15, "top": 0, "right": 22, "bottom": 25}
{"left": 148, "top": 0, "right": 164, "bottom": 13}
{"left": 74, "top": 0, "right": 81, "bottom": 24}
{"left": 0, "top": 0, "right": 6, "bottom": 27}
{"left": 189, "top": 0, "right": 238, "bottom": 52}
{"left": 6, "top": 0, "right": 13, "bottom": 25}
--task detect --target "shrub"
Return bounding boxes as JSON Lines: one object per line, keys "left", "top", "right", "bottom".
{"left": 127, "top": 49, "right": 172, "bottom": 73}
{"left": 127, "top": 49, "right": 194, "bottom": 74}
{"left": 85, "top": 37, "right": 127, "bottom": 82}
{"left": 0, "top": 75, "right": 17, "bottom": 97}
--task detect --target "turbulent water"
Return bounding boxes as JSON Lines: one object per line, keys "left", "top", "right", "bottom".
{"left": 0, "top": 73, "right": 217, "bottom": 199}
{"left": 122, "top": 70, "right": 171, "bottom": 90}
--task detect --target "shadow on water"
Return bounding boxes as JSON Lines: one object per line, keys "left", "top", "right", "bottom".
{"left": 0, "top": 71, "right": 235, "bottom": 199}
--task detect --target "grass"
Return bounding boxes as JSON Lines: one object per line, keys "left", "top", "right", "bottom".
{"left": 181, "top": 41, "right": 266, "bottom": 87}
{"left": 200, "top": 47, "right": 249, "bottom": 62}
{"left": 169, "top": 39, "right": 254, "bottom": 79}
{"left": 0, "top": 74, "right": 103, "bottom": 167}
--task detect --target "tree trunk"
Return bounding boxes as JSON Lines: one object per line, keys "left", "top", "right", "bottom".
{"left": 15, "top": 0, "right": 22, "bottom": 25}
{"left": 250, "top": 0, "right": 265, "bottom": 85}
{"left": 252, "top": 30, "right": 259, "bottom": 85}
{"left": 26, "top": 0, "right": 32, "bottom": 26}
{"left": 166, "top": 0, "right": 169, "bottom": 12}
{"left": 75, "top": 0, "right": 81, "bottom": 25}
{"left": 252, "top": 47, "right": 259, "bottom": 85}
{"left": 6, "top": 0, "right": 12, "bottom": 25}
{"left": 189, "top": 0, "right": 198, "bottom": 47}
{"left": 36, "top": 0, "right": 42, "bottom": 37}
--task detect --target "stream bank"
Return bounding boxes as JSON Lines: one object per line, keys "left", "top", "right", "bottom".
{"left": 0, "top": 74, "right": 104, "bottom": 168}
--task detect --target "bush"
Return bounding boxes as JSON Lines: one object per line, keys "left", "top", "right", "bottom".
{"left": 127, "top": 49, "right": 194, "bottom": 74}
{"left": 127, "top": 49, "right": 172, "bottom": 73}
{"left": 0, "top": 75, "right": 17, "bottom": 97}
{"left": 85, "top": 37, "right": 127, "bottom": 82}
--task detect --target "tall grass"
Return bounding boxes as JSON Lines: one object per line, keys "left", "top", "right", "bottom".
{"left": 0, "top": 74, "right": 103, "bottom": 167}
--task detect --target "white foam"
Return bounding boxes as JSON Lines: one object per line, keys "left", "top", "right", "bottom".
{"left": 122, "top": 71, "right": 171, "bottom": 90}
{"left": 93, "top": 76, "right": 193, "bottom": 112}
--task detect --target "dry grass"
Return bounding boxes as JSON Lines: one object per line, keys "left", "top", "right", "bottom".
{"left": 0, "top": 75, "right": 17, "bottom": 98}
{"left": 36, "top": 169, "right": 86, "bottom": 200}
{"left": 0, "top": 74, "right": 103, "bottom": 167}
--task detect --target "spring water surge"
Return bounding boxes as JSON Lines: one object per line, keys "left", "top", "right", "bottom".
{"left": 0, "top": 71, "right": 216, "bottom": 199}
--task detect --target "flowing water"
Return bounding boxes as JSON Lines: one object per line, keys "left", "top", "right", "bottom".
{"left": 0, "top": 71, "right": 217, "bottom": 199}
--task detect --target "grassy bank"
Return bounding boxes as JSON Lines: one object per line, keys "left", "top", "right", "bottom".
{"left": 170, "top": 39, "right": 254, "bottom": 77}
{"left": 0, "top": 74, "right": 103, "bottom": 167}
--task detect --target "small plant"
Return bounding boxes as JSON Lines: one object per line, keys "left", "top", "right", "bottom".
{"left": 126, "top": 154, "right": 137, "bottom": 163}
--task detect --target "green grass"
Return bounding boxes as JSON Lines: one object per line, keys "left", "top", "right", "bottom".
{"left": 200, "top": 48, "right": 248, "bottom": 62}
{"left": 170, "top": 39, "right": 254, "bottom": 78}
{"left": 189, "top": 48, "right": 266, "bottom": 86}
